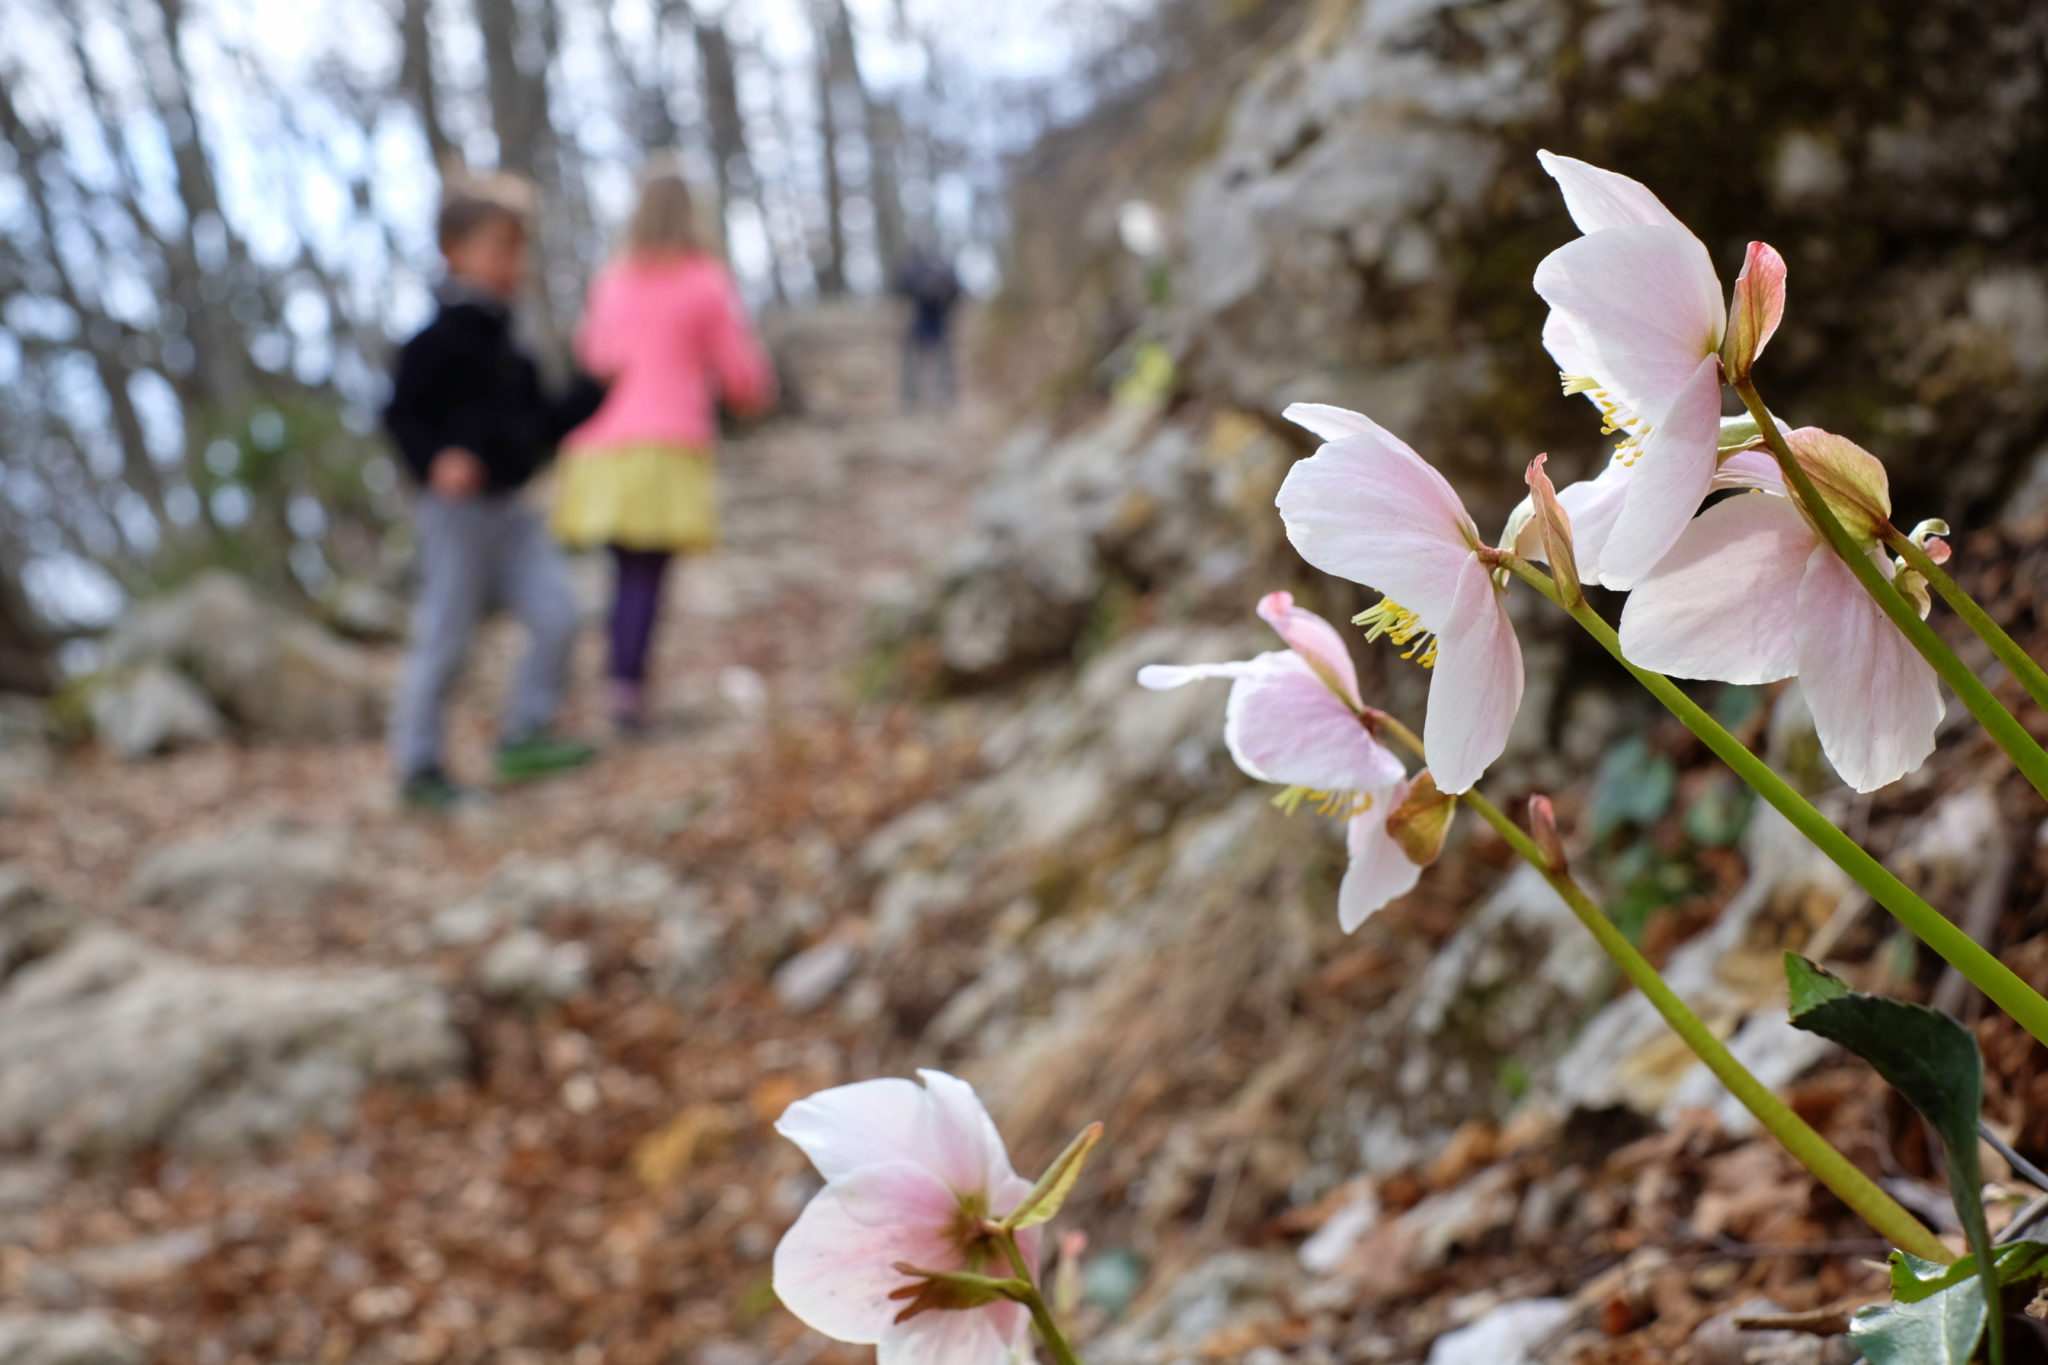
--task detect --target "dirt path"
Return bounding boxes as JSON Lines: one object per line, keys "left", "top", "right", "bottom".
{"left": 0, "top": 335, "right": 1000, "bottom": 1365}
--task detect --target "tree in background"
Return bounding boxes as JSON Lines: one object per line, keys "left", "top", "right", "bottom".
{"left": 0, "top": 0, "right": 1134, "bottom": 665}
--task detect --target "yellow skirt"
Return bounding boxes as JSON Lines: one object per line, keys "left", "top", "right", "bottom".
{"left": 552, "top": 444, "right": 719, "bottom": 553}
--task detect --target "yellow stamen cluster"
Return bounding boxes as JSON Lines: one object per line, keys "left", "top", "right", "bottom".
{"left": 1272, "top": 787, "right": 1374, "bottom": 819}
{"left": 1561, "top": 373, "right": 1653, "bottom": 466}
{"left": 1355, "top": 598, "right": 1439, "bottom": 668}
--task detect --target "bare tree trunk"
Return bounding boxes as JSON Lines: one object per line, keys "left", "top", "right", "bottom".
{"left": 809, "top": 1, "right": 850, "bottom": 297}
{"left": 0, "top": 80, "right": 173, "bottom": 532}
{"left": 399, "top": 0, "right": 460, "bottom": 177}
{"left": 476, "top": 0, "right": 571, "bottom": 350}
{"left": 0, "top": 542, "right": 51, "bottom": 697}
{"left": 865, "top": 94, "right": 907, "bottom": 275}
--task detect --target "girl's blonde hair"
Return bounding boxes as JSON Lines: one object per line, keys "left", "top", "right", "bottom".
{"left": 626, "top": 163, "right": 704, "bottom": 258}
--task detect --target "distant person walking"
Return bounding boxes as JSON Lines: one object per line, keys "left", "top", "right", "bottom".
{"left": 553, "top": 166, "right": 775, "bottom": 733}
{"left": 896, "top": 245, "right": 962, "bottom": 409}
{"left": 383, "top": 180, "right": 605, "bottom": 809}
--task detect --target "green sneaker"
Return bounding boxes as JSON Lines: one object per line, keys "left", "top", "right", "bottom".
{"left": 495, "top": 732, "right": 597, "bottom": 782}
{"left": 401, "top": 768, "right": 471, "bottom": 812}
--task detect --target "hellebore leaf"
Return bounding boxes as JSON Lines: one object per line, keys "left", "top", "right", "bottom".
{"left": 1786, "top": 955, "right": 1999, "bottom": 1361}
{"left": 1888, "top": 1243, "right": 2048, "bottom": 1305}
{"left": 1850, "top": 1281, "right": 1989, "bottom": 1365}
{"left": 1003, "top": 1122, "right": 1103, "bottom": 1231}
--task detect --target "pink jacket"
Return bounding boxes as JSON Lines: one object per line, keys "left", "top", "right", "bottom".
{"left": 565, "top": 255, "right": 773, "bottom": 455}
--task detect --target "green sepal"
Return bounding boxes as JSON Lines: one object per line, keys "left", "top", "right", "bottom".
{"left": 1001, "top": 1122, "right": 1104, "bottom": 1232}
{"left": 886, "top": 1264, "right": 1031, "bottom": 1322}
{"left": 1386, "top": 771, "right": 1457, "bottom": 867}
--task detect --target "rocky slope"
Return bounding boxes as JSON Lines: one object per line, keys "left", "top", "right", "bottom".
{"left": 2, "top": 1, "right": 2048, "bottom": 1357}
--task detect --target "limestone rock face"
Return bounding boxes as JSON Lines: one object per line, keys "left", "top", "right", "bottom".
{"left": 0, "top": 926, "right": 463, "bottom": 1157}
{"left": 99, "top": 571, "right": 382, "bottom": 745}
{"left": 1168, "top": 0, "right": 2048, "bottom": 523}
{"left": 909, "top": 403, "right": 1294, "bottom": 685}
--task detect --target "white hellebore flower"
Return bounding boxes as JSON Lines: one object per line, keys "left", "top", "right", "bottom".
{"left": 1274, "top": 403, "right": 1524, "bottom": 797}
{"left": 1532, "top": 152, "right": 1786, "bottom": 589}
{"left": 773, "top": 1070, "right": 1042, "bottom": 1365}
{"left": 1618, "top": 428, "right": 1945, "bottom": 792}
{"left": 1138, "top": 590, "right": 1426, "bottom": 930}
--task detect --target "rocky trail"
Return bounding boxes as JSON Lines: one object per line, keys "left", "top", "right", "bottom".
{"left": 0, "top": 313, "right": 1002, "bottom": 1365}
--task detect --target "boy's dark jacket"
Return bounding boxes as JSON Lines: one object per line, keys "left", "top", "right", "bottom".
{"left": 383, "top": 291, "right": 606, "bottom": 493}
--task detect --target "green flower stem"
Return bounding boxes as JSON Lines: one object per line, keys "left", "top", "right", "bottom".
{"left": 1503, "top": 557, "right": 2048, "bottom": 1052}
{"left": 1456, "top": 783, "right": 1954, "bottom": 1264}
{"left": 1886, "top": 526, "right": 2048, "bottom": 720}
{"left": 1733, "top": 379, "right": 2048, "bottom": 805}
{"left": 997, "top": 1229, "right": 1083, "bottom": 1365}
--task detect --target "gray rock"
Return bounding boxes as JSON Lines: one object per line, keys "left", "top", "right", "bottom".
{"left": 475, "top": 929, "right": 590, "bottom": 1005}
{"left": 468, "top": 841, "right": 705, "bottom": 926}
{"left": 0, "top": 929, "right": 463, "bottom": 1157}
{"left": 0, "top": 1312, "right": 144, "bottom": 1365}
{"left": 0, "top": 871, "right": 73, "bottom": 981}
{"left": 128, "top": 819, "right": 350, "bottom": 929}
{"left": 100, "top": 570, "right": 381, "bottom": 741}
{"left": 322, "top": 579, "right": 407, "bottom": 642}
{"left": 1423, "top": 1298, "right": 1573, "bottom": 1365}
{"left": 771, "top": 936, "right": 861, "bottom": 1014}
{"left": 1091, "top": 1250, "right": 1292, "bottom": 1365}
{"left": 88, "top": 662, "right": 224, "bottom": 761}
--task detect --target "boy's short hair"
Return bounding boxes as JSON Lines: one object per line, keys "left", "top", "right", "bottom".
{"left": 437, "top": 175, "right": 534, "bottom": 250}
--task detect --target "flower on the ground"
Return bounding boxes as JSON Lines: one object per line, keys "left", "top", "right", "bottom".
{"left": 1617, "top": 428, "right": 1944, "bottom": 791}
{"left": 1533, "top": 152, "right": 1786, "bottom": 588}
{"left": 1138, "top": 589, "right": 1426, "bottom": 928}
{"left": 1274, "top": 403, "right": 1524, "bottom": 797}
{"left": 773, "top": 1070, "right": 1041, "bottom": 1365}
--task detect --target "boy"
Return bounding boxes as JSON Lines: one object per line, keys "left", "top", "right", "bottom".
{"left": 383, "top": 183, "right": 604, "bottom": 808}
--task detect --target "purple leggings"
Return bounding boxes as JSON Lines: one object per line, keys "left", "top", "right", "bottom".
{"left": 608, "top": 546, "right": 672, "bottom": 684}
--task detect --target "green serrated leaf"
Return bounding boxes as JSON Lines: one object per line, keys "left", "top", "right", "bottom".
{"left": 1003, "top": 1122, "right": 1103, "bottom": 1231}
{"left": 1786, "top": 955, "right": 1998, "bottom": 1361}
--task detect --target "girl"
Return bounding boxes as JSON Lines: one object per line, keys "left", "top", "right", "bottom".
{"left": 555, "top": 166, "right": 774, "bottom": 731}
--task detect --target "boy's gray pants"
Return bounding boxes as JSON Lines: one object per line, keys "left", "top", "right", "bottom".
{"left": 390, "top": 493, "right": 579, "bottom": 778}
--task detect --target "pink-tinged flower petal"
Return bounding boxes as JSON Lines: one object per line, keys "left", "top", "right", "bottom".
{"left": 1722, "top": 241, "right": 1787, "bottom": 380}
{"left": 1276, "top": 425, "right": 1478, "bottom": 628}
{"left": 1224, "top": 653, "right": 1407, "bottom": 792}
{"left": 913, "top": 1069, "right": 1017, "bottom": 1198}
{"left": 1256, "top": 590, "right": 1362, "bottom": 708}
{"left": 878, "top": 1303, "right": 1024, "bottom": 1365}
{"left": 1281, "top": 401, "right": 1393, "bottom": 446}
{"left": 777, "top": 1078, "right": 930, "bottom": 1182}
{"left": 1542, "top": 308, "right": 1596, "bottom": 381}
{"left": 1338, "top": 783, "right": 1423, "bottom": 932}
{"left": 1617, "top": 493, "right": 1808, "bottom": 683}
{"left": 1423, "top": 558, "right": 1523, "bottom": 794}
{"left": 1600, "top": 355, "right": 1725, "bottom": 588}
{"left": 1712, "top": 447, "right": 1785, "bottom": 495}
{"left": 1794, "top": 547, "right": 1944, "bottom": 792}
{"left": 1533, "top": 225, "right": 1724, "bottom": 419}
{"left": 1537, "top": 151, "right": 1688, "bottom": 235}
{"left": 1136, "top": 660, "right": 1256, "bottom": 690}
{"left": 772, "top": 1168, "right": 960, "bottom": 1345}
